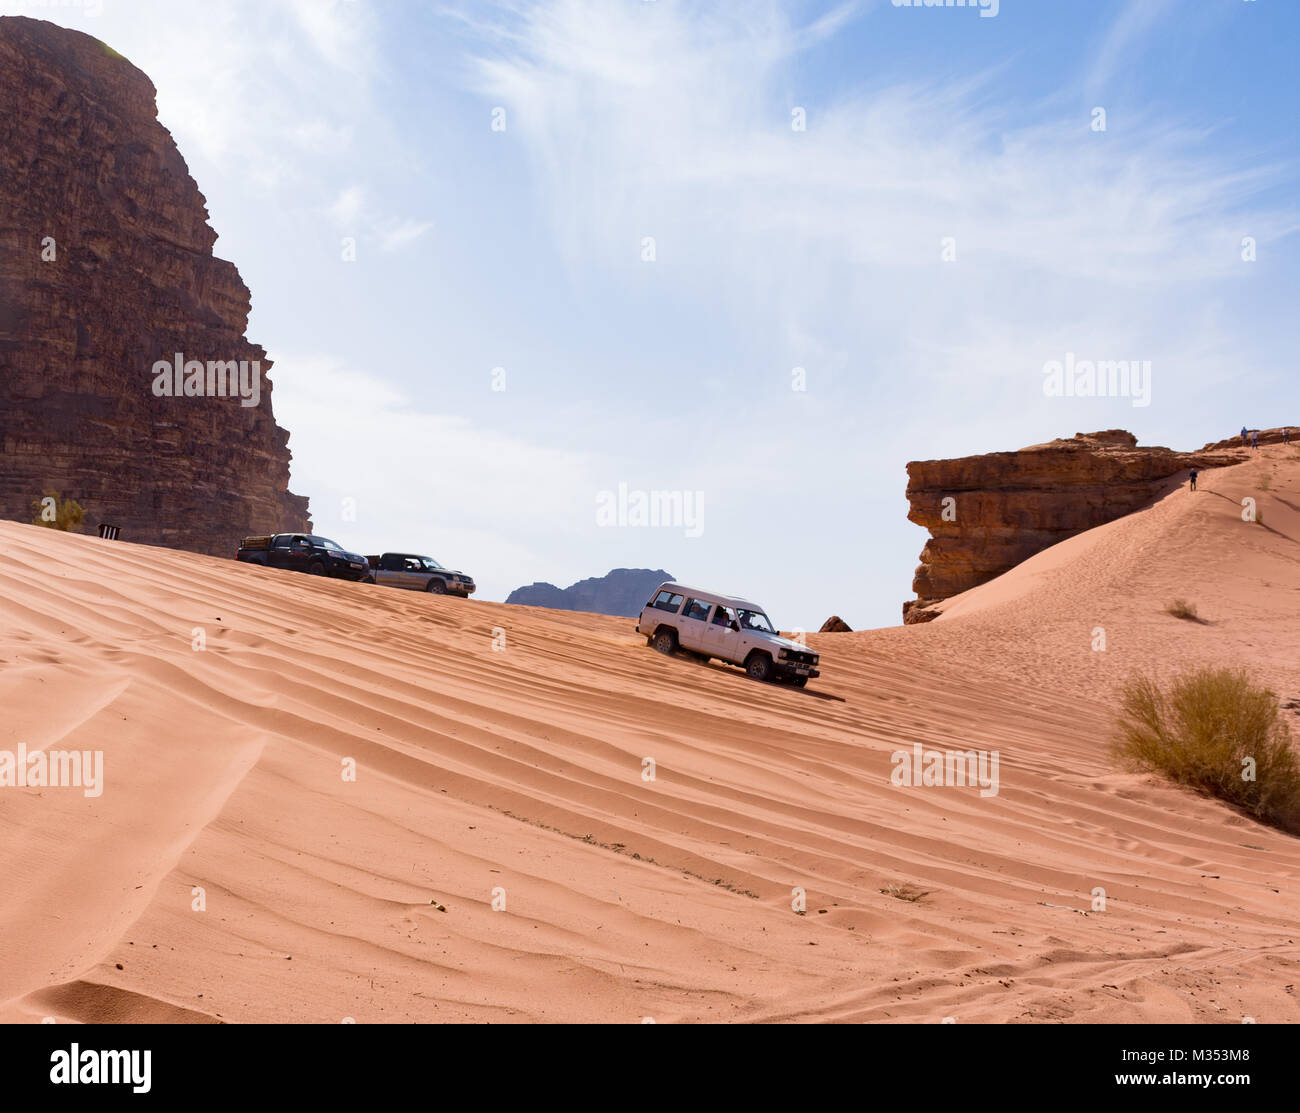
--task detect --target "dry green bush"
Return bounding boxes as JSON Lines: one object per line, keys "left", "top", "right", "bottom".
{"left": 1113, "top": 668, "right": 1300, "bottom": 833}
{"left": 29, "top": 491, "right": 86, "bottom": 532}
{"left": 1165, "top": 599, "right": 1200, "bottom": 621}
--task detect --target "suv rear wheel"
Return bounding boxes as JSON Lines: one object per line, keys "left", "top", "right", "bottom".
{"left": 652, "top": 628, "right": 678, "bottom": 656}
{"left": 308, "top": 560, "right": 326, "bottom": 576}
{"left": 745, "top": 652, "right": 773, "bottom": 682}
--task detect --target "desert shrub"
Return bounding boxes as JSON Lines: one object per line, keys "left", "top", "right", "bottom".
{"left": 30, "top": 491, "right": 86, "bottom": 532}
{"left": 1258, "top": 475, "right": 1272, "bottom": 491}
{"left": 1113, "top": 668, "right": 1300, "bottom": 833}
{"left": 1165, "top": 599, "right": 1200, "bottom": 621}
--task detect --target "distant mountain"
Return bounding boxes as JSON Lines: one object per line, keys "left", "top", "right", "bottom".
{"left": 506, "top": 569, "right": 673, "bottom": 618}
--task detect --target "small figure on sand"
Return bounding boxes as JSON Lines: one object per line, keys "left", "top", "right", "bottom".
{"left": 1252, "top": 429, "right": 1259, "bottom": 449}
{"left": 1241, "top": 425, "right": 1248, "bottom": 445}
{"left": 1284, "top": 427, "right": 1291, "bottom": 445}
{"left": 1188, "top": 467, "right": 1199, "bottom": 492}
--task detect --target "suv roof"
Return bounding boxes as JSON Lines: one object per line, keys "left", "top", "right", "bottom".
{"left": 655, "top": 582, "right": 764, "bottom": 611}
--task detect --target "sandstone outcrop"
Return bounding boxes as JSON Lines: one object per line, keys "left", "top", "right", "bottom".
{"left": 1202, "top": 426, "right": 1297, "bottom": 452}
{"left": 903, "top": 430, "right": 1246, "bottom": 622}
{"left": 819, "top": 616, "right": 852, "bottom": 633}
{"left": 0, "top": 17, "right": 310, "bottom": 554}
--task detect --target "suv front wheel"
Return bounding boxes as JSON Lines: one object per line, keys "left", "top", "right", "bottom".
{"left": 745, "top": 651, "right": 773, "bottom": 682}
{"left": 652, "top": 628, "right": 679, "bottom": 656}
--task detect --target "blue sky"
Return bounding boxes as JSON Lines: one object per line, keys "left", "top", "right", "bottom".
{"left": 9, "top": 0, "right": 1298, "bottom": 629}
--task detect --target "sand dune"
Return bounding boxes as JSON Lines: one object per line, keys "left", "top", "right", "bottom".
{"left": 2, "top": 446, "right": 1298, "bottom": 1023}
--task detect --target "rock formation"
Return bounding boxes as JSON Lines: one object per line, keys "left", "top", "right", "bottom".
{"left": 0, "top": 16, "right": 310, "bottom": 554}
{"left": 1202, "top": 426, "right": 1297, "bottom": 452}
{"left": 819, "top": 616, "right": 852, "bottom": 633}
{"left": 903, "top": 430, "right": 1246, "bottom": 623}
{"left": 507, "top": 569, "right": 674, "bottom": 618}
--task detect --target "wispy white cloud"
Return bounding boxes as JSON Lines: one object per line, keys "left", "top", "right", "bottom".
{"left": 378, "top": 218, "right": 436, "bottom": 253}
{"left": 287, "top": 0, "right": 376, "bottom": 75}
{"left": 465, "top": 0, "right": 1298, "bottom": 406}
{"left": 326, "top": 186, "right": 368, "bottom": 228}
{"left": 1085, "top": 0, "right": 1179, "bottom": 97}
{"left": 323, "top": 187, "right": 434, "bottom": 253}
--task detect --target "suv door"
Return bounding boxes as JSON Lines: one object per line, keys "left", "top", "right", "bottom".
{"left": 677, "top": 598, "right": 714, "bottom": 652}
{"left": 700, "top": 604, "right": 740, "bottom": 662}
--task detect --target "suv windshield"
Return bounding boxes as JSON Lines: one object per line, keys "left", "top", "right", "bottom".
{"left": 314, "top": 538, "right": 344, "bottom": 552}
{"left": 737, "top": 609, "right": 775, "bottom": 634}
{"left": 419, "top": 557, "right": 445, "bottom": 571}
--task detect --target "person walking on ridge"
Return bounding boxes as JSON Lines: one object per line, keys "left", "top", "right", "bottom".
{"left": 1188, "top": 467, "right": 1199, "bottom": 492}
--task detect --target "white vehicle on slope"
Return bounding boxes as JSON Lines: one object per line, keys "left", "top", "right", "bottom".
{"left": 635, "top": 581, "right": 820, "bottom": 687}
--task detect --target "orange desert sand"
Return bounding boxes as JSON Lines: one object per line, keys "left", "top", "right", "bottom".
{"left": 1, "top": 447, "right": 1298, "bottom": 1024}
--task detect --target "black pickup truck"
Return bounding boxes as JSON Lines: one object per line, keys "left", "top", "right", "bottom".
{"left": 237, "top": 534, "right": 370, "bottom": 581}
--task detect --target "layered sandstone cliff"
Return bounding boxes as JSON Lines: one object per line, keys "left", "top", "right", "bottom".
{"left": 0, "top": 16, "right": 309, "bottom": 553}
{"left": 903, "top": 430, "right": 1249, "bottom": 623}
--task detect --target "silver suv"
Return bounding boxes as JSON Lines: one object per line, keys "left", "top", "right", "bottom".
{"left": 635, "top": 582, "right": 820, "bottom": 687}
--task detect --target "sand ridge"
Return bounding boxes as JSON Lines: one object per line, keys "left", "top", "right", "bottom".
{"left": 1, "top": 446, "right": 1297, "bottom": 1023}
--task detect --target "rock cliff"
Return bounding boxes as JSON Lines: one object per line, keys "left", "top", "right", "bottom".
{"left": 903, "top": 430, "right": 1248, "bottom": 623}
{"left": 507, "top": 569, "right": 674, "bottom": 618}
{"left": 0, "top": 16, "right": 310, "bottom": 553}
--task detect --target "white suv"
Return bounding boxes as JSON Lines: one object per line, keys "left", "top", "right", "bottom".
{"left": 635, "top": 582, "right": 820, "bottom": 687}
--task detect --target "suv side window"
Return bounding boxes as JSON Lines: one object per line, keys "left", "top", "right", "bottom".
{"left": 402, "top": 557, "right": 423, "bottom": 572}
{"left": 651, "top": 590, "right": 684, "bottom": 613}
{"left": 682, "top": 598, "right": 712, "bottom": 622}
{"left": 712, "top": 605, "right": 735, "bottom": 627}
